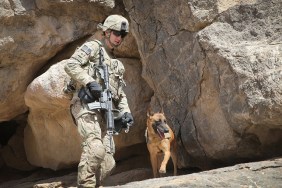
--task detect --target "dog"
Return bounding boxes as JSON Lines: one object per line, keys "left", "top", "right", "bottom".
{"left": 145, "top": 108, "right": 177, "bottom": 178}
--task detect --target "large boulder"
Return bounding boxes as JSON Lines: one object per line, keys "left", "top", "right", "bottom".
{"left": 24, "top": 60, "right": 82, "bottom": 170}
{"left": 0, "top": 0, "right": 115, "bottom": 121}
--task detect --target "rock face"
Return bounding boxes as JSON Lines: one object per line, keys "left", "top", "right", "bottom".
{"left": 0, "top": 0, "right": 281, "bottom": 173}
{"left": 125, "top": 0, "right": 282, "bottom": 168}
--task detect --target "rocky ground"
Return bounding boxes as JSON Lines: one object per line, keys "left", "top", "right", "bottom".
{"left": 0, "top": 157, "right": 281, "bottom": 188}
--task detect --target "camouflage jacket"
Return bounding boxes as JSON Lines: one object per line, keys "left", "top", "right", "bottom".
{"left": 64, "top": 39, "right": 131, "bottom": 114}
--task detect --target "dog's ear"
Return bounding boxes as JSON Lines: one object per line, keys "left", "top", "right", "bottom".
{"left": 147, "top": 111, "right": 150, "bottom": 117}
{"left": 147, "top": 106, "right": 154, "bottom": 117}
{"left": 159, "top": 107, "right": 164, "bottom": 114}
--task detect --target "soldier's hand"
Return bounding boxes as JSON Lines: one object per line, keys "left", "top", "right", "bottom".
{"left": 122, "top": 112, "right": 134, "bottom": 127}
{"left": 87, "top": 81, "right": 102, "bottom": 99}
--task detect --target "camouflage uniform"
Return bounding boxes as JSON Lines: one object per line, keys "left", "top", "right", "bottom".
{"left": 65, "top": 39, "right": 131, "bottom": 187}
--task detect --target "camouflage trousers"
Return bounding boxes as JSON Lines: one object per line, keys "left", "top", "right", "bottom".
{"left": 71, "top": 99, "right": 116, "bottom": 188}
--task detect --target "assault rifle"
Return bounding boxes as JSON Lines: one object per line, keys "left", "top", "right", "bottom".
{"left": 87, "top": 47, "right": 130, "bottom": 152}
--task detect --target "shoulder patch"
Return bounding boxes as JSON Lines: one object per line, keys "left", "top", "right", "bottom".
{"left": 81, "top": 45, "right": 92, "bottom": 55}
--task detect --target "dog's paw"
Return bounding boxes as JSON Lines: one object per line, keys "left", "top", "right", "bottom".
{"left": 159, "top": 168, "right": 166, "bottom": 174}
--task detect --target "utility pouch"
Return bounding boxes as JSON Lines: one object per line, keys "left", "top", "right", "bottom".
{"left": 78, "top": 86, "right": 96, "bottom": 103}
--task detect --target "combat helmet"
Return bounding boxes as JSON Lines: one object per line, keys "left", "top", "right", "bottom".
{"left": 97, "top": 15, "right": 129, "bottom": 33}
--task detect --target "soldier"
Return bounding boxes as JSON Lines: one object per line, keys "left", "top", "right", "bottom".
{"left": 64, "top": 15, "right": 134, "bottom": 188}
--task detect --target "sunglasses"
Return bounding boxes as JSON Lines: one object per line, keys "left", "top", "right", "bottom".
{"left": 112, "top": 30, "right": 127, "bottom": 38}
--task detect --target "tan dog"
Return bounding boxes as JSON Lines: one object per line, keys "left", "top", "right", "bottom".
{"left": 146, "top": 109, "right": 177, "bottom": 178}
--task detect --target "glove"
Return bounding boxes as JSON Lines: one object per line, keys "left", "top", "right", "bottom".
{"left": 121, "top": 112, "right": 134, "bottom": 127}
{"left": 87, "top": 81, "right": 102, "bottom": 99}
{"left": 114, "top": 112, "right": 134, "bottom": 133}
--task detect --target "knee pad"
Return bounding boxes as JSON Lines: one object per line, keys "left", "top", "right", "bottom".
{"left": 92, "top": 139, "right": 106, "bottom": 161}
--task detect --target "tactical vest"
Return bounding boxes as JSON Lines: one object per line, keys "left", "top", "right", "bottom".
{"left": 63, "top": 40, "right": 126, "bottom": 101}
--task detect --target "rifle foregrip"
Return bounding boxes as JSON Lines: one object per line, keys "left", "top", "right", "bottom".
{"left": 106, "top": 111, "right": 114, "bottom": 130}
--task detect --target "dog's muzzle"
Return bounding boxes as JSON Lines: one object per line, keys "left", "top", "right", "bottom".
{"left": 153, "top": 122, "right": 169, "bottom": 139}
